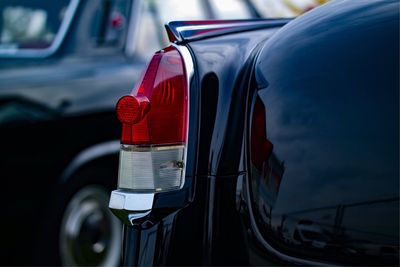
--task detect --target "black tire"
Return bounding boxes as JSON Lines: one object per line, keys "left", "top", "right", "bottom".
{"left": 33, "top": 160, "right": 122, "bottom": 266}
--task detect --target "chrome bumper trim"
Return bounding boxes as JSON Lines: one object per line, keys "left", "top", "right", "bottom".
{"left": 109, "top": 190, "right": 154, "bottom": 211}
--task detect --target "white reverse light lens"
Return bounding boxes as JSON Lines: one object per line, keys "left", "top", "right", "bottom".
{"left": 118, "top": 144, "right": 185, "bottom": 192}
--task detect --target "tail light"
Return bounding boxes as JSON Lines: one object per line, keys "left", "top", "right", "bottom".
{"left": 115, "top": 46, "right": 188, "bottom": 192}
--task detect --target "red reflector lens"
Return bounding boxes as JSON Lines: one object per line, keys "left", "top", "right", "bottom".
{"left": 116, "top": 96, "right": 138, "bottom": 124}
{"left": 116, "top": 46, "right": 188, "bottom": 145}
{"left": 116, "top": 95, "right": 150, "bottom": 124}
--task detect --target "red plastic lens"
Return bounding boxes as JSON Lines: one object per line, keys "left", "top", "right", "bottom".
{"left": 251, "top": 97, "right": 273, "bottom": 170}
{"left": 116, "top": 96, "right": 140, "bottom": 124}
{"left": 116, "top": 95, "right": 150, "bottom": 124}
{"left": 116, "top": 46, "right": 188, "bottom": 145}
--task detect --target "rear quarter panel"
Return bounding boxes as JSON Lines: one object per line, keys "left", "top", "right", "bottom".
{"left": 246, "top": 1, "right": 399, "bottom": 265}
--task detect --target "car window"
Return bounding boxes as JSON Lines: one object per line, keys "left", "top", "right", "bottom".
{"left": 209, "top": 0, "right": 253, "bottom": 19}
{"left": 0, "top": 0, "right": 71, "bottom": 50}
{"left": 70, "top": 0, "right": 132, "bottom": 56}
{"left": 92, "top": 0, "right": 132, "bottom": 48}
{"left": 134, "top": 0, "right": 161, "bottom": 61}
{"left": 154, "top": 0, "right": 207, "bottom": 22}
{"left": 250, "top": 0, "right": 329, "bottom": 18}
{"left": 134, "top": 0, "right": 209, "bottom": 60}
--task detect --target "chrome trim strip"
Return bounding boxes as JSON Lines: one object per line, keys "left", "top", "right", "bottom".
{"left": 109, "top": 190, "right": 153, "bottom": 226}
{"left": 0, "top": 0, "right": 80, "bottom": 58}
{"left": 173, "top": 43, "right": 194, "bottom": 190}
{"left": 120, "top": 144, "right": 185, "bottom": 152}
{"left": 60, "top": 140, "right": 120, "bottom": 183}
{"left": 165, "top": 19, "right": 291, "bottom": 43}
{"left": 128, "top": 210, "right": 151, "bottom": 222}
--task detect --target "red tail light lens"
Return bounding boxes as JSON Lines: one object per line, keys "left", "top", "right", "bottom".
{"left": 115, "top": 46, "right": 189, "bottom": 192}
{"left": 116, "top": 46, "right": 188, "bottom": 145}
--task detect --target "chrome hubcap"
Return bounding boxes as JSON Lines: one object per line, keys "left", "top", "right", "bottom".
{"left": 60, "top": 186, "right": 121, "bottom": 266}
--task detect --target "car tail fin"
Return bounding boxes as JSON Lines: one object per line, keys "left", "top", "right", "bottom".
{"left": 165, "top": 19, "right": 291, "bottom": 43}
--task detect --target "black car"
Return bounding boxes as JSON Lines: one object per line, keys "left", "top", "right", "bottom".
{"left": 0, "top": 0, "right": 272, "bottom": 265}
{"left": 109, "top": 0, "right": 399, "bottom": 266}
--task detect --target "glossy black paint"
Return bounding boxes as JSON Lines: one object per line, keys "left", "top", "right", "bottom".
{"left": 247, "top": 1, "right": 399, "bottom": 265}
{"left": 122, "top": 25, "right": 285, "bottom": 265}
{"left": 0, "top": 0, "right": 141, "bottom": 264}
{"left": 122, "top": 0, "right": 399, "bottom": 266}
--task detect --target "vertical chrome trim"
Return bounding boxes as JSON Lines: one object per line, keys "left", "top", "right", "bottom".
{"left": 172, "top": 43, "right": 194, "bottom": 190}
{"left": 0, "top": 0, "right": 80, "bottom": 58}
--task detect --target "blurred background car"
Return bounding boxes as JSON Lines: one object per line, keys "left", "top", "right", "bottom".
{"left": 0, "top": 0, "right": 327, "bottom": 266}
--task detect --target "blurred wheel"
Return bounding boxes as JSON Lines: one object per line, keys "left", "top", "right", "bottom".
{"left": 59, "top": 185, "right": 121, "bottom": 266}
{"left": 33, "top": 159, "right": 121, "bottom": 266}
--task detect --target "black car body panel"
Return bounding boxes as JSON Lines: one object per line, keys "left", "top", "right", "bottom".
{"left": 121, "top": 23, "right": 288, "bottom": 266}
{"left": 249, "top": 1, "right": 399, "bottom": 265}
{"left": 118, "top": 0, "right": 399, "bottom": 266}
